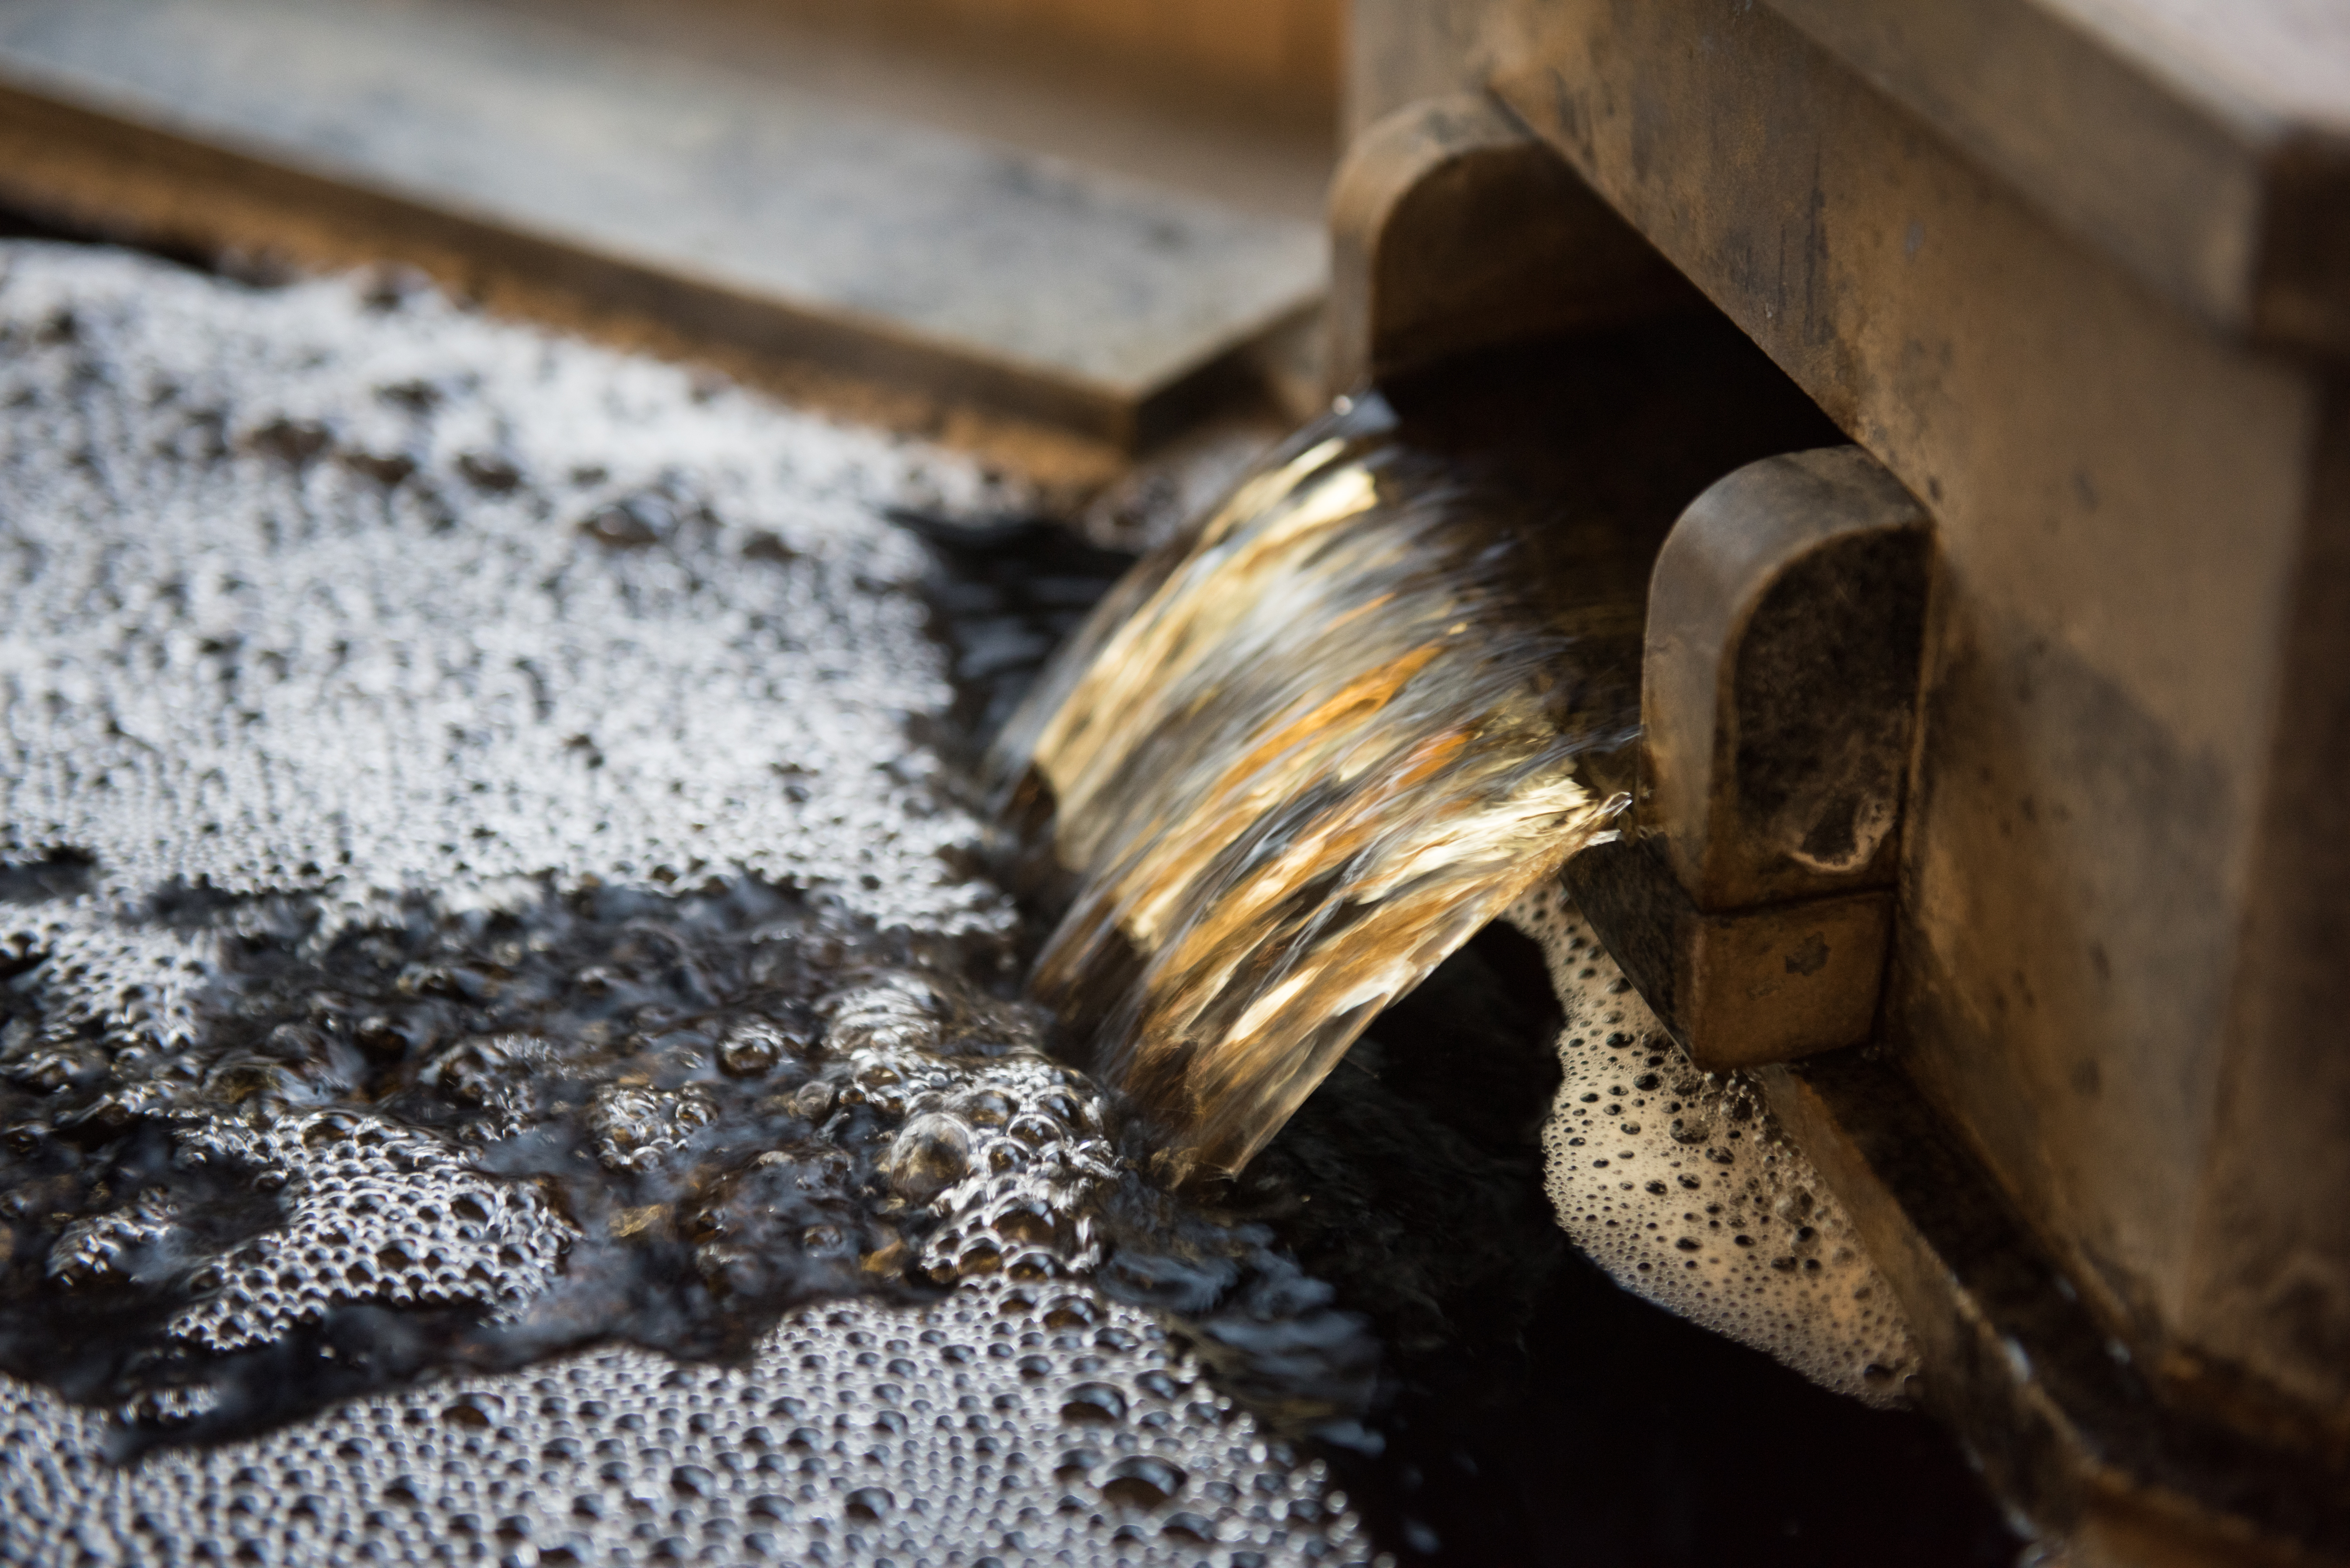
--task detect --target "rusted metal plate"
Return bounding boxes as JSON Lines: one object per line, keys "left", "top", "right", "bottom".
{"left": 0, "top": 0, "right": 1326, "bottom": 444}
{"left": 1641, "top": 447, "right": 1931, "bottom": 911}
{"left": 1563, "top": 446, "right": 1929, "bottom": 1074}
{"left": 1565, "top": 837, "right": 1894, "bottom": 1072}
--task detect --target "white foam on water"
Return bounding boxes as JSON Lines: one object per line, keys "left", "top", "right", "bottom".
{"left": 1, "top": 1276, "right": 1369, "bottom": 1568}
{"left": 0, "top": 244, "right": 1372, "bottom": 1566}
{"left": 1507, "top": 883, "right": 1920, "bottom": 1405}
{"left": 0, "top": 238, "right": 1011, "bottom": 1053}
{"left": 155, "top": 1110, "right": 577, "bottom": 1353}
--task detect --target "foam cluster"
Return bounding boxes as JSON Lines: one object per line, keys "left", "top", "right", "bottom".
{"left": 0, "top": 245, "right": 1373, "bottom": 1565}
{"left": 158, "top": 1110, "right": 574, "bottom": 1352}
{"left": 0, "top": 237, "right": 1012, "bottom": 1067}
{"left": 1507, "top": 883, "right": 1919, "bottom": 1404}
{"left": 829, "top": 975, "right": 1121, "bottom": 1283}
{"left": 0, "top": 1277, "right": 1371, "bottom": 1568}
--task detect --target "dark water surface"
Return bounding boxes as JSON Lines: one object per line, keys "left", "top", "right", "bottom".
{"left": 0, "top": 236, "right": 2016, "bottom": 1567}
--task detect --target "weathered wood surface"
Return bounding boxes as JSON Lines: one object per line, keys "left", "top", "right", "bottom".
{"left": 1772, "top": 0, "right": 2350, "bottom": 354}
{"left": 0, "top": 0, "right": 1326, "bottom": 443}
{"left": 1483, "top": 0, "right": 2350, "bottom": 1451}
{"left": 1347, "top": 0, "right": 2350, "bottom": 1538}
{"left": 1349, "top": 0, "right": 2350, "bottom": 355}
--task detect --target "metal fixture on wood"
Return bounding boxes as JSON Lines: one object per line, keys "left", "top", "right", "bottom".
{"left": 1339, "top": 1, "right": 2350, "bottom": 1559}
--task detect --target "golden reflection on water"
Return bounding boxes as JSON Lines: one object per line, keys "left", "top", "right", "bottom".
{"left": 991, "top": 394, "right": 1648, "bottom": 1178}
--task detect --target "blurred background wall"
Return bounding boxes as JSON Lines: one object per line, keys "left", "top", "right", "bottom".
{"left": 770, "top": 0, "right": 1345, "bottom": 121}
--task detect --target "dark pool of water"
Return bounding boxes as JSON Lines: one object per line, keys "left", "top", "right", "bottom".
{"left": 0, "top": 218, "right": 2021, "bottom": 1565}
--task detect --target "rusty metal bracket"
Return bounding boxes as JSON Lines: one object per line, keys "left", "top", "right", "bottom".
{"left": 1568, "top": 445, "right": 1932, "bottom": 1071}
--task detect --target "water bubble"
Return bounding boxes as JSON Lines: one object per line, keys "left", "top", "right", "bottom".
{"left": 1061, "top": 1382, "right": 1129, "bottom": 1425}
{"left": 1509, "top": 883, "right": 1919, "bottom": 1404}
{"left": 719, "top": 1021, "right": 805, "bottom": 1078}
{"left": 884, "top": 1112, "right": 972, "bottom": 1203}
{"left": 1100, "top": 1455, "right": 1189, "bottom": 1510}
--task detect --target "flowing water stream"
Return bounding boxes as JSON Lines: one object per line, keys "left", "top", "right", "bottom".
{"left": 0, "top": 238, "right": 2015, "bottom": 1567}
{"left": 993, "top": 402, "right": 1634, "bottom": 1182}
{"left": 993, "top": 330, "right": 1831, "bottom": 1183}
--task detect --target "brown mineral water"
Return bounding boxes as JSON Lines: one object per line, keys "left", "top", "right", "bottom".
{"left": 993, "top": 332, "right": 1843, "bottom": 1179}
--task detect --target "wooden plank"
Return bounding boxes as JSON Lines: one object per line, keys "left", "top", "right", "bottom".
{"left": 481, "top": 0, "right": 1337, "bottom": 225}
{"left": 1770, "top": 0, "right": 2350, "bottom": 354}
{"left": 1479, "top": 0, "right": 2339, "bottom": 1437}
{"left": 0, "top": 0, "right": 1326, "bottom": 444}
